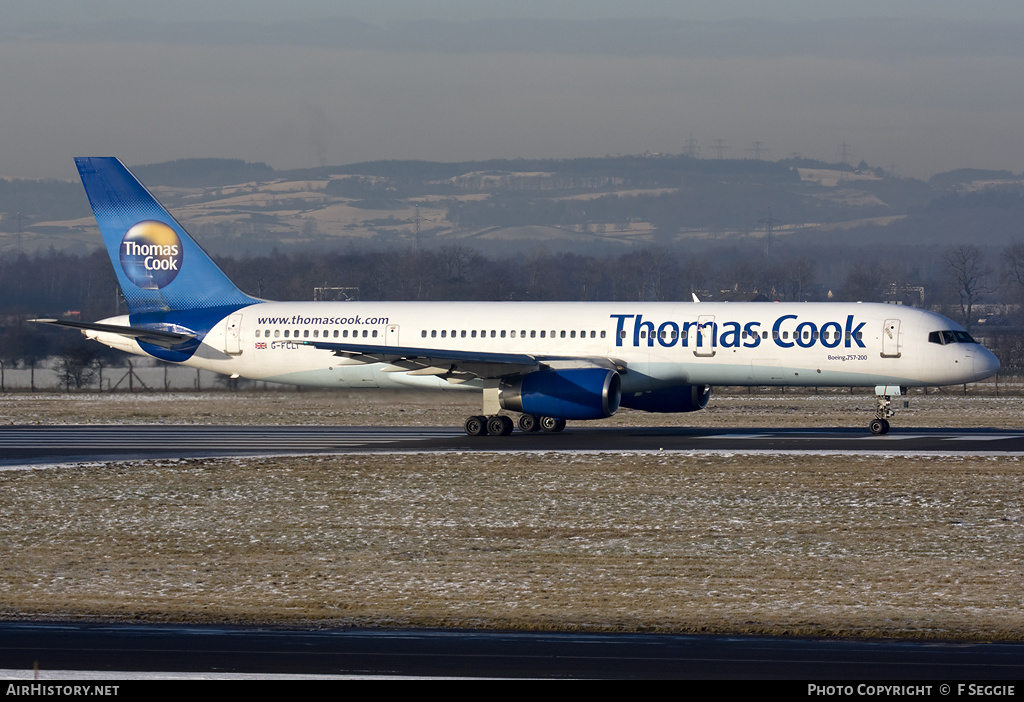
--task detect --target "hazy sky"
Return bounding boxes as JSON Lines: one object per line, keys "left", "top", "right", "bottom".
{"left": 4, "top": 1, "right": 1024, "bottom": 179}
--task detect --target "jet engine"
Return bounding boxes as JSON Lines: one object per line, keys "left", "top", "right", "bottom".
{"left": 500, "top": 368, "right": 621, "bottom": 420}
{"left": 619, "top": 384, "right": 711, "bottom": 413}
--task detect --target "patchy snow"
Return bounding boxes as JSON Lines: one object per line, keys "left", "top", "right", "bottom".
{"left": 1, "top": 451, "right": 1022, "bottom": 639}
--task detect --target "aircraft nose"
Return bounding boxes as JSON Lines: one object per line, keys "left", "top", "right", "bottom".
{"left": 975, "top": 346, "right": 1001, "bottom": 380}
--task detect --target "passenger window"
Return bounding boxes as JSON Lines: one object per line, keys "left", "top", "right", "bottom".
{"left": 274, "top": 329, "right": 280, "bottom": 338}
{"left": 284, "top": 330, "right": 290, "bottom": 338}
{"left": 255, "top": 330, "right": 261, "bottom": 338}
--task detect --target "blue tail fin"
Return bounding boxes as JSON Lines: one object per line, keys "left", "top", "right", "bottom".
{"left": 75, "top": 157, "right": 259, "bottom": 315}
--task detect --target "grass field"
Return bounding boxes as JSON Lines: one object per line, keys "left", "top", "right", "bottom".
{"left": 1, "top": 389, "right": 1022, "bottom": 639}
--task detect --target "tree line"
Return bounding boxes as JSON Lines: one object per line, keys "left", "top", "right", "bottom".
{"left": 4, "top": 239, "right": 1024, "bottom": 374}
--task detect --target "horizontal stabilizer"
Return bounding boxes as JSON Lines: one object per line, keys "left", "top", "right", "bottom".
{"left": 31, "top": 318, "right": 196, "bottom": 349}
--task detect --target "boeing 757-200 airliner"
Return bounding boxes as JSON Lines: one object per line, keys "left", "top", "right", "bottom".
{"left": 35, "top": 157, "right": 1000, "bottom": 436}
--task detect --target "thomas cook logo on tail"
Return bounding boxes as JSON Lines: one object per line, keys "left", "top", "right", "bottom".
{"left": 119, "top": 221, "right": 183, "bottom": 289}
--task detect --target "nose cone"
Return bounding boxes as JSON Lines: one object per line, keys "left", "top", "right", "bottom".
{"left": 974, "top": 346, "right": 1001, "bottom": 381}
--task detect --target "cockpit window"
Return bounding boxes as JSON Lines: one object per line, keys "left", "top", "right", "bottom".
{"left": 929, "top": 330, "right": 977, "bottom": 345}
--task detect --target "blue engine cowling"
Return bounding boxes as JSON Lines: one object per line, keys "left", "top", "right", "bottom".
{"left": 500, "top": 368, "right": 621, "bottom": 420}
{"left": 619, "top": 384, "right": 711, "bottom": 413}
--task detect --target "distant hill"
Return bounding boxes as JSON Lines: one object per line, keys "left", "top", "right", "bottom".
{"left": 131, "top": 158, "right": 277, "bottom": 188}
{"left": 6, "top": 153, "right": 1024, "bottom": 257}
{"left": 929, "top": 168, "right": 1019, "bottom": 188}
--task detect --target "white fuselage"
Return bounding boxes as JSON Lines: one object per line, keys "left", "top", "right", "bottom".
{"left": 86, "top": 301, "right": 1000, "bottom": 393}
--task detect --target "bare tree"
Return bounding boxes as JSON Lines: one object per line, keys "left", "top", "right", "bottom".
{"left": 1000, "top": 241, "right": 1024, "bottom": 311}
{"left": 440, "top": 245, "right": 479, "bottom": 284}
{"left": 778, "top": 256, "right": 816, "bottom": 301}
{"left": 945, "top": 244, "right": 993, "bottom": 332}
{"left": 54, "top": 342, "right": 100, "bottom": 391}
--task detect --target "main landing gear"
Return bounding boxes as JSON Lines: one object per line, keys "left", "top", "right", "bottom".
{"left": 869, "top": 385, "right": 905, "bottom": 435}
{"left": 464, "top": 414, "right": 566, "bottom": 436}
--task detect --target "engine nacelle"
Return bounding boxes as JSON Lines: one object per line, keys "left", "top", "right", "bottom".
{"left": 620, "top": 384, "right": 711, "bottom": 413}
{"left": 500, "top": 368, "right": 621, "bottom": 420}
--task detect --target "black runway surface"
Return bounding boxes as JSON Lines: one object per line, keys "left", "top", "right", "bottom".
{"left": 2, "top": 424, "right": 1024, "bottom": 466}
{"left": 2, "top": 623, "right": 1023, "bottom": 679}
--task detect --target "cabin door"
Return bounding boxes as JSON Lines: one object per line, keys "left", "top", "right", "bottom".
{"left": 225, "top": 313, "right": 243, "bottom": 355}
{"left": 881, "top": 318, "right": 901, "bottom": 358}
{"left": 692, "top": 315, "right": 716, "bottom": 357}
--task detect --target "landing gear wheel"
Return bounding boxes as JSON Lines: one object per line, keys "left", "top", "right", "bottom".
{"left": 539, "top": 416, "right": 566, "bottom": 433}
{"left": 464, "top": 415, "right": 487, "bottom": 437}
{"left": 486, "top": 415, "right": 514, "bottom": 436}
{"left": 517, "top": 414, "right": 540, "bottom": 432}
{"left": 872, "top": 391, "right": 899, "bottom": 436}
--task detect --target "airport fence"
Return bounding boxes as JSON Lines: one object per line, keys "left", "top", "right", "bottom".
{"left": 0, "top": 358, "right": 1019, "bottom": 396}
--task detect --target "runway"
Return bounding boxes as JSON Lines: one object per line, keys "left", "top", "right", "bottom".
{"left": 2, "top": 622, "right": 1023, "bottom": 679}
{"left": 2, "top": 424, "right": 1024, "bottom": 465}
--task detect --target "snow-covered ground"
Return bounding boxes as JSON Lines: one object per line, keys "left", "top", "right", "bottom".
{"left": 1, "top": 450, "right": 1021, "bottom": 639}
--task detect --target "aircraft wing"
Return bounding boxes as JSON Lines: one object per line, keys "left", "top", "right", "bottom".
{"left": 31, "top": 319, "right": 197, "bottom": 349}
{"left": 299, "top": 339, "right": 619, "bottom": 381}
